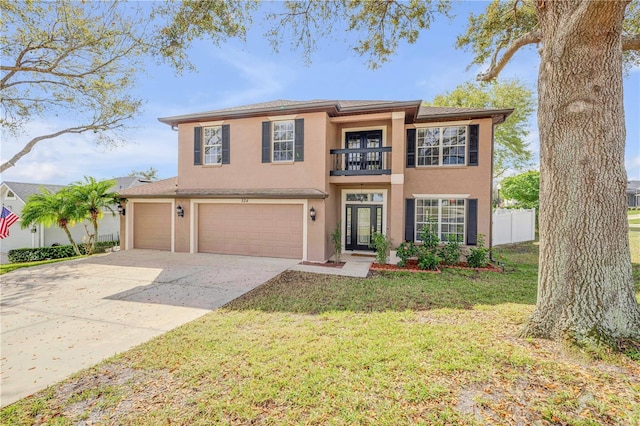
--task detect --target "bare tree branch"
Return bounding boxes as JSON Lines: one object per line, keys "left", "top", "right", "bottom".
{"left": 477, "top": 30, "right": 542, "bottom": 81}
{"left": 623, "top": 33, "right": 640, "bottom": 50}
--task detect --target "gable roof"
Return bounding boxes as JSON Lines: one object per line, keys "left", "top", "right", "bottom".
{"left": 158, "top": 99, "right": 513, "bottom": 127}
{"left": 1, "top": 177, "right": 151, "bottom": 204}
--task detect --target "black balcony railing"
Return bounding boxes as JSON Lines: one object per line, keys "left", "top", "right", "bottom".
{"left": 329, "top": 147, "right": 392, "bottom": 176}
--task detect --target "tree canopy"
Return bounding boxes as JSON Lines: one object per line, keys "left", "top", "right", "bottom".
{"left": 0, "top": 0, "right": 148, "bottom": 172}
{"left": 500, "top": 170, "right": 539, "bottom": 209}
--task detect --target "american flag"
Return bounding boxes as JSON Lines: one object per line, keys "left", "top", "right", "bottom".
{"left": 0, "top": 206, "right": 20, "bottom": 239}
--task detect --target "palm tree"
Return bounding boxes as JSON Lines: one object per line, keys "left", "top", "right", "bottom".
{"left": 70, "top": 177, "right": 117, "bottom": 254}
{"left": 20, "top": 187, "right": 83, "bottom": 256}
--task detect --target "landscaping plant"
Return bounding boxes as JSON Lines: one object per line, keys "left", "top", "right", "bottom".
{"left": 467, "top": 234, "right": 490, "bottom": 268}
{"left": 439, "top": 234, "right": 462, "bottom": 266}
{"left": 330, "top": 221, "right": 342, "bottom": 263}
{"left": 395, "top": 241, "right": 417, "bottom": 267}
{"left": 370, "top": 231, "right": 392, "bottom": 264}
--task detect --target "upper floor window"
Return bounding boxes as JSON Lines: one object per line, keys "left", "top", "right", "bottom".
{"left": 417, "top": 126, "right": 467, "bottom": 166}
{"left": 204, "top": 126, "right": 223, "bottom": 165}
{"left": 272, "top": 120, "right": 295, "bottom": 162}
{"left": 5, "top": 190, "right": 16, "bottom": 200}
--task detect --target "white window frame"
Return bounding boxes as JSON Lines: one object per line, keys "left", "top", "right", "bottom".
{"left": 5, "top": 190, "right": 16, "bottom": 200}
{"left": 415, "top": 198, "right": 466, "bottom": 243}
{"left": 272, "top": 119, "right": 295, "bottom": 163}
{"left": 416, "top": 125, "right": 468, "bottom": 167}
{"left": 203, "top": 125, "right": 223, "bottom": 165}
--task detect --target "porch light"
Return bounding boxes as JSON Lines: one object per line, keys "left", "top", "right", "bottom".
{"left": 176, "top": 205, "right": 184, "bottom": 218}
{"left": 117, "top": 203, "right": 125, "bottom": 216}
{"left": 30, "top": 225, "right": 37, "bottom": 233}
{"left": 310, "top": 206, "right": 316, "bottom": 222}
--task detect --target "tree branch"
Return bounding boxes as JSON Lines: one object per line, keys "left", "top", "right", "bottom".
{"left": 0, "top": 121, "right": 123, "bottom": 173}
{"left": 623, "top": 33, "right": 640, "bottom": 50}
{"left": 477, "top": 30, "right": 542, "bottom": 81}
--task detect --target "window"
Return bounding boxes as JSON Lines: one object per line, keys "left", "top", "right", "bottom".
{"left": 5, "top": 190, "right": 16, "bottom": 200}
{"left": 272, "top": 120, "right": 295, "bottom": 162}
{"left": 203, "top": 126, "right": 223, "bottom": 165}
{"left": 417, "top": 126, "right": 467, "bottom": 166}
{"left": 415, "top": 199, "right": 465, "bottom": 242}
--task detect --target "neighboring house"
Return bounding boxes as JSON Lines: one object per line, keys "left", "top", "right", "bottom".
{"left": 0, "top": 177, "right": 149, "bottom": 253}
{"left": 628, "top": 180, "right": 640, "bottom": 208}
{"left": 118, "top": 99, "right": 512, "bottom": 262}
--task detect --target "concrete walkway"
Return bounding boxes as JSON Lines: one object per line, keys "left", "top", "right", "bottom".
{"left": 0, "top": 250, "right": 298, "bottom": 407}
{"left": 290, "top": 253, "right": 373, "bottom": 277}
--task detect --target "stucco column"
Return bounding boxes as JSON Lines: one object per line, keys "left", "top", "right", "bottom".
{"left": 389, "top": 111, "right": 406, "bottom": 247}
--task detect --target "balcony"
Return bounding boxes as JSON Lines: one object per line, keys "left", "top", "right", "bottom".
{"left": 329, "top": 147, "right": 392, "bottom": 176}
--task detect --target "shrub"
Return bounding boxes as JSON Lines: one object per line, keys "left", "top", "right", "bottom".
{"left": 419, "top": 219, "right": 439, "bottom": 251}
{"left": 466, "top": 234, "right": 489, "bottom": 268}
{"left": 417, "top": 247, "right": 440, "bottom": 270}
{"left": 395, "top": 241, "right": 417, "bottom": 267}
{"left": 439, "top": 235, "right": 462, "bottom": 265}
{"left": 330, "top": 222, "right": 342, "bottom": 263}
{"left": 7, "top": 240, "right": 119, "bottom": 263}
{"left": 370, "top": 232, "right": 392, "bottom": 264}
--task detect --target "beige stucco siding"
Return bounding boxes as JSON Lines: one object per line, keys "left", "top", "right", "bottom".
{"left": 177, "top": 112, "right": 328, "bottom": 191}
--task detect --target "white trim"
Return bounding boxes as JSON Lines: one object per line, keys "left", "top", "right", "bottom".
{"left": 125, "top": 198, "right": 175, "bottom": 252}
{"left": 340, "top": 126, "right": 388, "bottom": 148}
{"left": 412, "top": 120, "right": 472, "bottom": 128}
{"left": 340, "top": 188, "right": 388, "bottom": 252}
{"left": 203, "top": 125, "right": 223, "bottom": 165}
{"left": 190, "top": 198, "right": 308, "bottom": 261}
{"left": 391, "top": 174, "right": 404, "bottom": 185}
{"left": 268, "top": 114, "right": 297, "bottom": 121}
{"left": 415, "top": 125, "right": 468, "bottom": 167}
{"left": 412, "top": 193, "right": 470, "bottom": 199}
{"left": 198, "top": 120, "right": 225, "bottom": 126}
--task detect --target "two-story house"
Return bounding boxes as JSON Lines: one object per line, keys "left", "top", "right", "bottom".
{"left": 117, "top": 100, "right": 511, "bottom": 263}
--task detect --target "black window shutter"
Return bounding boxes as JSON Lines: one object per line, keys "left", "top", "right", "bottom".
{"left": 294, "top": 118, "right": 304, "bottom": 162}
{"left": 262, "top": 121, "right": 271, "bottom": 163}
{"left": 221, "top": 124, "right": 230, "bottom": 164}
{"left": 406, "top": 128, "right": 416, "bottom": 167}
{"left": 405, "top": 198, "right": 415, "bottom": 242}
{"left": 468, "top": 124, "right": 479, "bottom": 166}
{"left": 466, "top": 198, "right": 478, "bottom": 245}
{"left": 194, "top": 127, "right": 202, "bottom": 165}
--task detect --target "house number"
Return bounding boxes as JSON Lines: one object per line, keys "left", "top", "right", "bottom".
{"left": 241, "top": 199, "right": 249, "bottom": 203}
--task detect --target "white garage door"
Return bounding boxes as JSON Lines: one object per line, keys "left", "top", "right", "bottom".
{"left": 198, "top": 204, "right": 303, "bottom": 259}
{"left": 134, "top": 203, "right": 171, "bottom": 250}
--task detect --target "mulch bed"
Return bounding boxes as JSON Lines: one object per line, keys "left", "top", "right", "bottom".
{"left": 371, "top": 259, "right": 502, "bottom": 273}
{"left": 299, "top": 261, "right": 345, "bottom": 268}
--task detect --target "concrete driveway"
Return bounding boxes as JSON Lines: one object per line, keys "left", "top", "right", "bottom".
{"left": 0, "top": 250, "right": 298, "bottom": 407}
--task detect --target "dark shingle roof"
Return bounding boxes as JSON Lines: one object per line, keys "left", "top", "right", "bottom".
{"left": 2, "top": 177, "right": 151, "bottom": 203}
{"left": 158, "top": 99, "right": 512, "bottom": 126}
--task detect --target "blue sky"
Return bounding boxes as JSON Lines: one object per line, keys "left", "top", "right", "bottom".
{"left": 1, "top": 1, "right": 638, "bottom": 185}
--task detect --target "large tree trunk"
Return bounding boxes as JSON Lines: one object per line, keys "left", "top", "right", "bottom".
{"left": 523, "top": 1, "right": 640, "bottom": 343}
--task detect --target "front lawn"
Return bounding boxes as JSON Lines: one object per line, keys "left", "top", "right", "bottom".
{"left": 0, "top": 257, "right": 83, "bottom": 275}
{"left": 2, "top": 241, "right": 639, "bottom": 425}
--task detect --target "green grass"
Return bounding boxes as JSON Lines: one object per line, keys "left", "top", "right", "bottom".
{"left": 2, "top": 241, "right": 639, "bottom": 425}
{"left": 0, "top": 257, "right": 83, "bottom": 274}
{"left": 629, "top": 218, "right": 640, "bottom": 225}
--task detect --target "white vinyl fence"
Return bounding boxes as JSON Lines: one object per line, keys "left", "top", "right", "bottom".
{"left": 492, "top": 208, "right": 536, "bottom": 246}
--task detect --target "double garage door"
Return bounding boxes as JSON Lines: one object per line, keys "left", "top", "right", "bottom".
{"left": 198, "top": 204, "right": 303, "bottom": 259}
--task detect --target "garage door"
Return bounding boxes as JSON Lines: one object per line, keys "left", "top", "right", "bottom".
{"left": 134, "top": 203, "right": 171, "bottom": 250}
{"left": 198, "top": 204, "right": 303, "bottom": 259}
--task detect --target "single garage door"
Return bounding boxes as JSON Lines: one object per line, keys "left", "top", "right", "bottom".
{"left": 198, "top": 204, "right": 303, "bottom": 259}
{"left": 134, "top": 203, "right": 171, "bottom": 250}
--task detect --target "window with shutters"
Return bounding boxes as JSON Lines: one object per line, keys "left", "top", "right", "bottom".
{"left": 415, "top": 198, "right": 465, "bottom": 242}
{"left": 203, "top": 126, "right": 223, "bottom": 165}
{"left": 272, "top": 120, "right": 295, "bottom": 162}
{"left": 416, "top": 126, "right": 467, "bottom": 166}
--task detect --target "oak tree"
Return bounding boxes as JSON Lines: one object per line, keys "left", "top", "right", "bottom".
{"left": 0, "top": 0, "right": 147, "bottom": 173}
